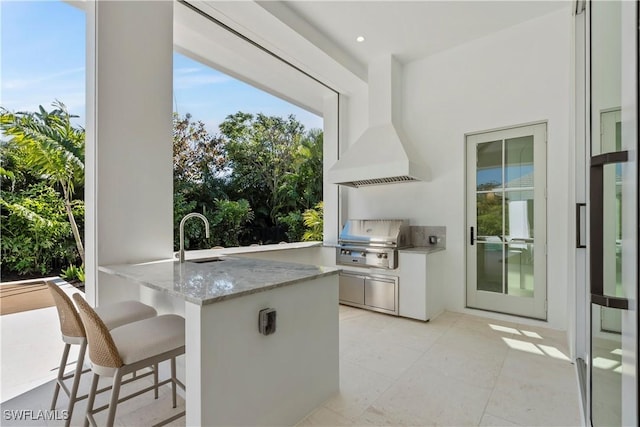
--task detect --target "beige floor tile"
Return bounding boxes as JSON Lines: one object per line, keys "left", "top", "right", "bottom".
{"left": 324, "top": 359, "right": 394, "bottom": 421}
{"left": 415, "top": 338, "right": 505, "bottom": 391}
{"left": 355, "top": 366, "right": 492, "bottom": 426}
{"left": 339, "top": 305, "right": 369, "bottom": 321}
{"left": 374, "top": 317, "right": 446, "bottom": 353}
{"left": 479, "top": 412, "right": 523, "bottom": 426}
{"left": 297, "top": 406, "right": 353, "bottom": 426}
{"left": 3, "top": 307, "right": 582, "bottom": 427}
{"left": 340, "top": 337, "right": 424, "bottom": 380}
{"left": 485, "top": 351, "right": 581, "bottom": 427}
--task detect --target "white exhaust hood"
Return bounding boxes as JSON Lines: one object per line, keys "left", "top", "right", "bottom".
{"left": 328, "top": 55, "right": 430, "bottom": 187}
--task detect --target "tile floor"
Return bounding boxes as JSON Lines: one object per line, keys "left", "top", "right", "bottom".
{"left": 1, "top": 304, "right": 582, "bottom": 426}
{"left": 299, "top": 306, "right": 582, "bottom": 427}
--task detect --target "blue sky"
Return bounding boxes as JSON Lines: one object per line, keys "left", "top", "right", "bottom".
{"left": 1, "top": 0, "right": 322, "bottom": 133}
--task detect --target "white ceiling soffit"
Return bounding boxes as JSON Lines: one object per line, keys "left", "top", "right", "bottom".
{"left": 270, "top": 1, "right": 568, "bottom": 66}
{"left": 174, "top": 1, "right": 336, "bottom": 116}
{"left": 190, "top": 1, "right": 367, "bottom": 95}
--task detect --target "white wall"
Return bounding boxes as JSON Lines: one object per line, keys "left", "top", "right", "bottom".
{"left": 340, "top": 8, "right": 572, "bottom": 329}
{"left": 85, "top": 1, "right": 174, "bottom": 305}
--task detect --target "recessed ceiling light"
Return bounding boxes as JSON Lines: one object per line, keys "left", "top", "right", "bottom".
{"left": 356, "top": 36, "right": 365, "bottom": 43}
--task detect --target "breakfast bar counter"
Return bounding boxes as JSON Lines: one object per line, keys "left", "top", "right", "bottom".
{"left": 99, "top": 256, "right": 340, "bottom": 426}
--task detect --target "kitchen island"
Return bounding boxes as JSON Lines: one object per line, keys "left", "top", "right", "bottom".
{"left": 99, "top": 256, "right": 340, "bottom": 426}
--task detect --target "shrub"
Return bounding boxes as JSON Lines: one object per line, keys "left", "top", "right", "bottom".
{"left": 61, "top": 264, "right": 85, "bottom": 283}
{"left": 302, "top": 201, "right": 323, "bottom": 241}
{"left": 278, "top": 211, "right": 304, "bottom": 242}
{"left": 1, "top": 183, "right": 81, "bottom": 275}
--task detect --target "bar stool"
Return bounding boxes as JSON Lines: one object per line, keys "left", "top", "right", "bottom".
{"left": 47, "top": 282, "right": 157, "bottom": 426}
{"left": 72, "top": 293, "right": 186, "bottom": 427}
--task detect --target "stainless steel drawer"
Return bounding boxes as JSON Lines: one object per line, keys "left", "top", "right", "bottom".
{"left": 339, "top": 271, "right": 398, "bottom": 316}
{"left": 339, "top": 273, "right": 365, "bottom": 305}
{"left": 365, "top": 277, "right": 396, "bottom": 312}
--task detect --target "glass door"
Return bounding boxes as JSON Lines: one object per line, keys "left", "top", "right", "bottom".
{"left": 588, "top": 0, "right": 638, "bottom": 425}
{"left": 466, "top": 123, "right": 547, "bottom": 319}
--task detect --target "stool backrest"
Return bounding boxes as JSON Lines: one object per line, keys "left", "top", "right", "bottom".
{"left": 72, "top": 293, "right": 124, "bottom": 369}
{"left": 47, "top": 282, "right": 85, "bottom": 338}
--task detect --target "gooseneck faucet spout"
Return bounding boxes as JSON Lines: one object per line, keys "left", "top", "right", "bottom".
{"left": 179, "top": 213, "right": 210, "bottom": 263}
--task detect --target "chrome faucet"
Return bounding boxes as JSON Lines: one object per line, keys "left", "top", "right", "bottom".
{"left": 179, "top": 213, "right": 210, "bottom": 263}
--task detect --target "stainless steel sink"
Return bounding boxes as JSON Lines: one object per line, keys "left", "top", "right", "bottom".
{"left": 188, "top": 257, "right": 224, "bottom": 264}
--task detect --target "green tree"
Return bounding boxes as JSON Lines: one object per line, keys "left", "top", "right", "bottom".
{"left": 219, "top": 112, "right": 323, "bottom": 242}
{"left": 221, "top": 112, "right": 305, "bottom": 225}
{"left": 1, "top": 183, "right": 81, "bottom": 275}
{"left": 1, "top": 102, "right": 85, "bottom": 264}
{"left": 210, "top": 199, "right": 254, "bottom": 247}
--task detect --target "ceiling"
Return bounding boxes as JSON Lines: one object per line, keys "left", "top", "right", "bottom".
{"left": 267, "top": 1, "right": 569, "bottom": 68}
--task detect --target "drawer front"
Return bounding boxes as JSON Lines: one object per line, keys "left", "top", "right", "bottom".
{"left": 364, "top": 278, "right": 396, "bottom": 312}
{"left": 339, "top": 274, "right": 365, "bottom": 305}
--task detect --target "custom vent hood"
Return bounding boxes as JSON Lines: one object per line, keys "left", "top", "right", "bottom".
{"left": 328, "top": 55, "right": 430, "bottom": 187}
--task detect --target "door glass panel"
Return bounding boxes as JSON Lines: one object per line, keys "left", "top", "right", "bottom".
{"left": 476, "top": 140, "right": 503, "bottom": 190}
{"left": 590, "top": 0, "right": 625, "bottom": 424}
{"left": 477, "top": 243, "right": 503, "bottom": 293}
{"left": 477, "top": 193, "right": 503, "bottom": 239}
{"left": 505, "top": 190, "right": 534, "bottom": 238}
{"left": 591, "top": 305, "right": 622, "bottom": 427}
{"left": 602, "top": 162, "right": 624, "bottom": 300}
{"left": 506, "top": 242, "right": 534, "bottom": 297}
{"left": 505, "top": 136, "right": 534, "bottom": 188}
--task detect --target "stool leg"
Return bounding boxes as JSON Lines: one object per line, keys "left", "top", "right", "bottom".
{"left": 51, "top": 343, "right": 71, "bottom": 410}
{"left": 171, "top": 358, "right": 177, "bottom": 409}
{"left": 153, "top": 363, "right": 159, "bottom": 399}
{"left": 84, "top": 373, "right": 99, "bottom": 427}
{"left": 64, "top": 339, "right": 86, "bottom": 427}
{"left": 106, "top": 369, "right": 123, "bottom": 427}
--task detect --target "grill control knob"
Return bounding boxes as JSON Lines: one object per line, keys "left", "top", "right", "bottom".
{"left": 376, "top": 253, "right": 383, "bottom": 259}
{"left": 383, "top": 254, "right": 388, "bottom": 259}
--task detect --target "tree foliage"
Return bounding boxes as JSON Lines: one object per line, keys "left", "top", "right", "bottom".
{"left": 1, "top": 183, "right": 81, "bottom": 275}
{"left": 302, "top": 201, "right": 323, "bottom": 242}
{"left": 174, "top": 111, "right": 323, "bottom": 249}
{"left": 1, "top": 104, "right": 324, "bottom": 277}
{"left": 1, "top": 101, "right": 85, "bottom": 266}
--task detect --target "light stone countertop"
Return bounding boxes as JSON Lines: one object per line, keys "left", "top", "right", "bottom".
{"left": 399, "top": 246, "right": 445, "bottom": 254}
{"left": 99, "top": 256, "right": 339, "bottom": 306}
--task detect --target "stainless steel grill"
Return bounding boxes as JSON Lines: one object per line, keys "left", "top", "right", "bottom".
{"left": 336, "top": 219, "right": 411, "bottom": 269}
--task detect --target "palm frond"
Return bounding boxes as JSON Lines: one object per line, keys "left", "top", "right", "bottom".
{"left": 0, "top": 197, "right": 54, "bottom": 227}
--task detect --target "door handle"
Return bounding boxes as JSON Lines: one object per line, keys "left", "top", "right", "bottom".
{"left": 576, "top": 203, "right": 586, "bottom": 248}
{"left": 470, "top": 226, "right": 475, "bottom": 245}
{"left": 589, "top": 151, "right": 629, "bottom": 310}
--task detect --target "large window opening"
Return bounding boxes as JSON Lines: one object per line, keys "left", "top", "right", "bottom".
{"left": 1, "top": 0, "right": 86, "bottom": 282}
{"left": 172, "top": 51, "right": 324, "bottom": 250}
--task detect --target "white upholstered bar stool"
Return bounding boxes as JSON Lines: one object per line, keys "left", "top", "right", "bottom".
{"left": 47, "top": 282, "right": 157, "bottom": 426}
{"left": 73, "top": 293, "right": 186, "bottom": 427}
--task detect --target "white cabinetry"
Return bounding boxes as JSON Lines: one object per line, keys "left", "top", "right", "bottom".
{"left": 398, "top": 251, "right": 443, "bottom": 321}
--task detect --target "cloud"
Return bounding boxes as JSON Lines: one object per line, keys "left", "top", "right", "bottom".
{"left": 2, "top": 67, "right": 85, "bottom": 91}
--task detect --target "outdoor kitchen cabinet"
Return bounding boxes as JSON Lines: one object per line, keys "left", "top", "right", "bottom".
{"left": 339, "top": 271, "right": 398, "bottom": 315}
{"left": 398, "top": 251, "right": 443, "bottom": 321}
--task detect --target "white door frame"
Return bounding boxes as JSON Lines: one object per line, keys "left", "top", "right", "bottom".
{"left": 465, "top": 122, "right": 548, "bottom": 320}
